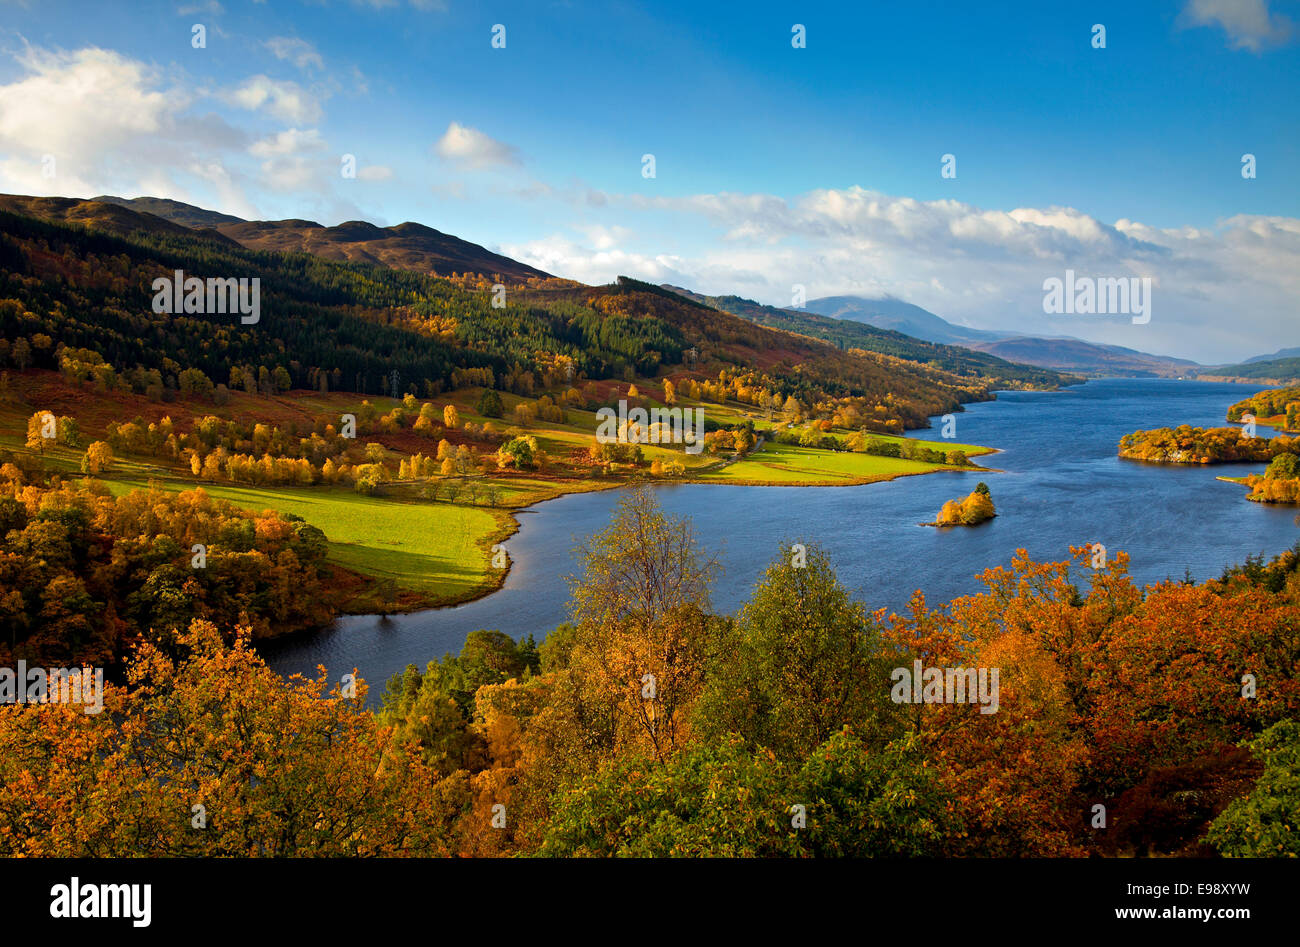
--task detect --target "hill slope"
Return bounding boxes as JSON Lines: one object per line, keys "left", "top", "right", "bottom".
{"left": 0, "top": 202, "right": 1047, "bottom": 431}
{"left": 215, "top": 217, "right": 550, "bottom": 281}
{"left": 0, "top": 193, "right": 220, "bottom": 241}
{"left": 92, "top": 195, "right": 246, "bottom": 230}
{"left": 1245, "top": 347, "right": 1300, "bottom": 364}
{"left": 1197, "top": 357, "right": 1300, "bottom": 384}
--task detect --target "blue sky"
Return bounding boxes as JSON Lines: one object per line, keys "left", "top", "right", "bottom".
{"left": 0, "top": 0, "right": 1297, "bottom": 362}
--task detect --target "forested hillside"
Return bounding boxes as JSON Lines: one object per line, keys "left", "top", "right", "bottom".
{"left": 0, "top": 199, "right": 1069, "bottom": 431}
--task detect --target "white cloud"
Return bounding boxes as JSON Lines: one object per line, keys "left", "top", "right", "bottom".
{"left": 511, "top": 186, "right": 1300, "bottom": 363}
{"left": 222, "top": 75, "right": 322, "bottom": 123}
{"left": 0, "top": 46, "right": 175, "bottom": 156}
{"left": 249, "top": 128, "right": 326, "bottom": 158}
{"left": 0, "top": 44, "right": 251, "bottom": 202}
{"left": 433, "top": 122, "right": 520, "bottom": 169}
{"left": 265, "top": 37, "right": 323, "bottom": 71}
{"left": 258, "top": 156, "right": 320, "bottom": 191}
{"left": 502, "top": 234, "right": 696, "bottom": 288}
{"left": 247, "top": 131, "right": 330, "bottom": 191}
{"left": 1179, "top": 0, "right": 1294, "bottom": 51}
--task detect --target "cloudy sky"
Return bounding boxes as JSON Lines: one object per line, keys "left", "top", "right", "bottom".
{"left": 0, "top": 0, "right": 1296, "bottom": 363}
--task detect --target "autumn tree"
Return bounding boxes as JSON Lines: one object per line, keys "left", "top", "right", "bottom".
{"left": 80, "top": 441, "right": 114, "bottom": 475}
{"left": 560, "top": 486, "right": 717, "bottom": 765}
{"left": 25, "top": 411, "right": 55, "bottom": 454}
{"left": 959, "top": 488, "right": 995, "bottom": 525}
{"left": 0, "top": 621, "right": 454, "bottom": 856}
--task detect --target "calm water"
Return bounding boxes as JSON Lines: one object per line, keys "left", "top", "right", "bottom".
{"left": 263, "top": 379, "right": 1298, "bottom": 696}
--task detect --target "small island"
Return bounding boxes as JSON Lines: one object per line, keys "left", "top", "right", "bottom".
{"left": 928, "top": 481, "right": 996, "bottom": 526}
{"left": 1117, "top": 425, "right": 1285, "bottom": 464}
{"left": 1223, "top": 453, "right": 1300, "bottom": 505}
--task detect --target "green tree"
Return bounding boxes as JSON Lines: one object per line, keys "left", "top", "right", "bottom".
{"left": 538, "top": 737, "right": 801, "bottom": 857}
{"left": 476, "top": 388, "right": 504, "bottom": 418}
{"left": 498, "top": 435, "right": 536, "bottom": 469}
{"left": 1205, "top": 719, "right": 1300, "bottom": 856}
{"left": 1266, "top": 452, "right": 1299, "bottom": 480}
{"left": 794, "top": 728, "right": 959, "bottom": 856}
{"left": 696, "top": 543, "right": 896, "bottom": 762}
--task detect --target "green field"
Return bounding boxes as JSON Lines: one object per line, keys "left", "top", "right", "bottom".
{"left": 119, "top": 476, "right": 508, "bottom": 604}
{"left": 698, "top": 441, "right": 963, "bottom": 484}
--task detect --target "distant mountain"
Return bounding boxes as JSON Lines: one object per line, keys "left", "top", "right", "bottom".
{"left": 663, "top": 286, "right": 1078, "bottom": 390}
{"left": 966, "top": 337, "right": 1199, "bottom": 378}
{"left": 804, "top": 295, "right": 1008, "bottom": 345}
{"left": 806, "top": 293, "right": 1199, "bottom": 377}
{"left": 1245, "top": 347, "right": 1300, "bottom": 364}
{"left": 9, "top": 194, "right": 550, "bottom": 282}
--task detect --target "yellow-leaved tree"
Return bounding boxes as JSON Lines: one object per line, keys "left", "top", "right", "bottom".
{"left": 0, "top": 620, "right": 454, "bottom": 856}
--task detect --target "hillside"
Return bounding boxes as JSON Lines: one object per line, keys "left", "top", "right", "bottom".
{"left": 664, "top": 286, "right": 1077, "bottom": 390}
{"left": 513, "top": 276, "right": 1012, "bottom": 428}
{"left": 0, "top": 200, "right": 1042, "bottom": 432}
{"left": 92, "top": 195, "right": 246, "bottom": 230}
{"left": 0, "top": 193, "right": 228, "bottom": 243}
{"left": 215, "top": 217, "right": 550, "bottom": 282}
{"left": 1199, "top": 356, "right": 1300, "bottom": 384}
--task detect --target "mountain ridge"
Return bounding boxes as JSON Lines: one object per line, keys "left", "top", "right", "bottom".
{"left": 19, "top": 193, "right": 551, "bottom": 282}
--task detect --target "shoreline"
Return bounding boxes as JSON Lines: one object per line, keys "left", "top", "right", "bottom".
{"left": 326, "top": 451, "right": 1007, "bottom": 619}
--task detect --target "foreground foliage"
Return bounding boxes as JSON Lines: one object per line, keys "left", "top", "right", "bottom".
{"left": 2, "top": 488, "right": 1297, "bottom": 857}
